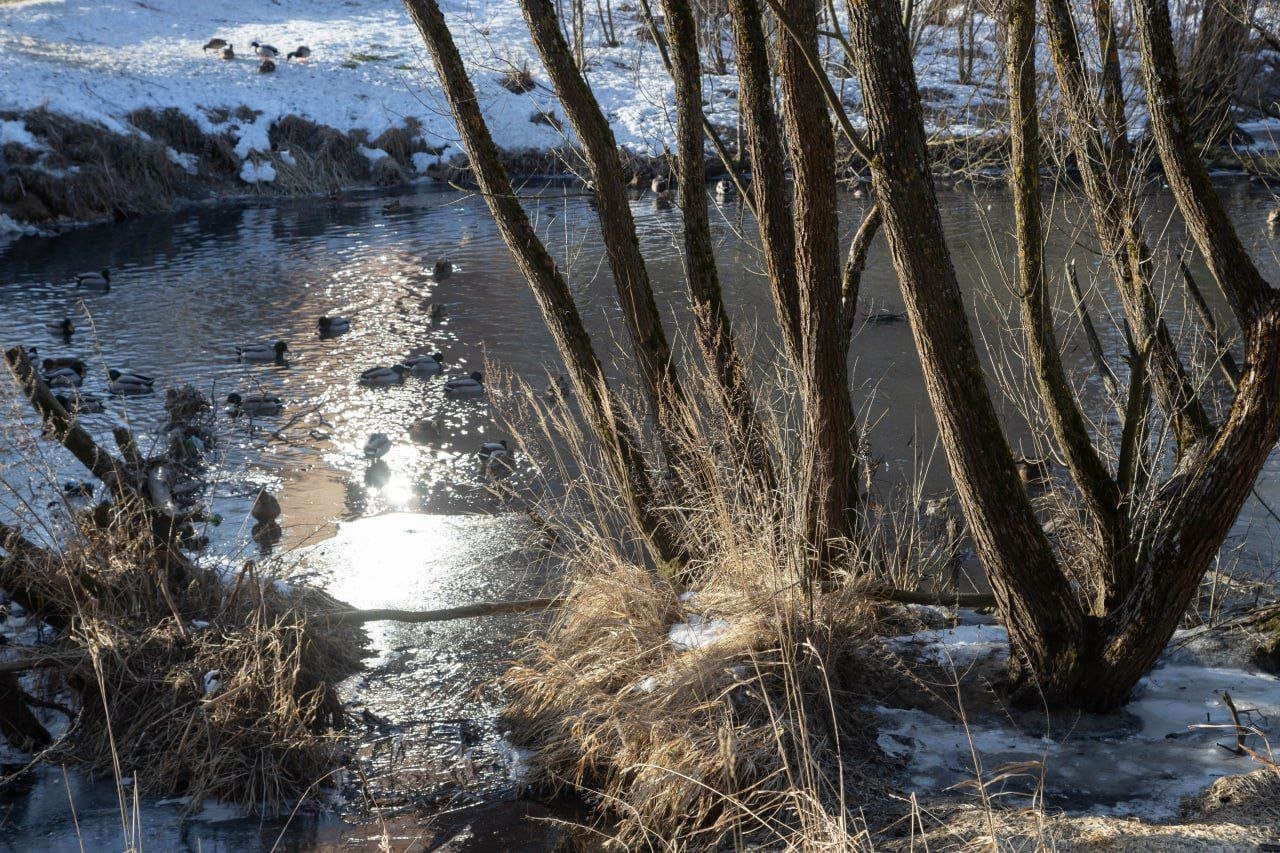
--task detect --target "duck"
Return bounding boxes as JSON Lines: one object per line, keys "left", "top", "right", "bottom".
{"left": 408, "top": 418, "right": 443, "bottom": 444}
{"left": 480, "top": 440, "right": 513, "bottom": 476}
{"left": 713, "top": 178, "right": 735, "bottom": 199}
{"left": 650, "top": 175, "right": 669, "bottom": 194}
{"left": 427, "top": 302, "right": 447, "bottom": 323}
{"left": 1015, "top": 457, "right": 1052, "bottom": 488}
{"left": 403, "top": 353, "right": 444, "bottom": 376}
{"left": 363, "top": 433, "right": 392, "bottom": 459}
{"left": 478, "top": 440, "right": 509, "bottom": 461}
{"left": 251, "top": 41, "right": 280, "bottom": 59}
{"left": 381, "top": 199, "right": 404, "bottom": 214}
{"left": 864, "top": 310, "right": 907, "bottom": 325}
{"left": 444, "top": 371, "right": 485, "bottom": 396}
{"left": 226, "top": 392, "right": 284, "bottom": 416}
{"left": 251, "top": 489, "right": 282, "bottom": 523}
{"left": 259, "top": 58, "right": 276, "bottom": 74}
{"left": 74, "top": 269, "right": 111, "bottom": 291}
{"left": 202, "top": 38, "right": 228, "bottom": 52}
{"left": 54, "top": 392, "right": 105, "bottom": 414}
{"left": 546, "top": 374, "right": 572, "bottom": 402}
{"left": 236, "top": 340, "right": 289, "bottom": 363}
{"left": 286, "top": 45, "right": 311, "bottom": 62}
{"left": 63, "top": 481, "right": 94, "bottom": 499}
{"left": 43, "top": 356, "right": 86, "bottom": 374}
{"left": 359, "top": 365, "right": 406, "bottom": 387}
{"left": 45, "top": 318, "right": 74, "bottom": 336}
{"left": 1269, "top": 208, "right": 1280, "bottom": 230}
{"left": 433, "top": 258, "right": 454, "bottom": 279}
{"left": 43, "top": 367, "right": 83, "bottom": 388}
{"left": 318, "top": 316, "right": 351, "bottom": 336}
{"left": 221, "top": 44, "right": 236, "bottom": 61}
{"left": 108, "top": 369, "right": 155, "bottom": 396}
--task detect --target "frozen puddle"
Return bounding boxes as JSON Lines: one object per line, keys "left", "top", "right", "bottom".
{"left": 880, "top": 622, "right": 1280, "bottom": 818}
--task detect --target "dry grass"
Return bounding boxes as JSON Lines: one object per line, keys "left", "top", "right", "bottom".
{"left": 0, "top": 382, "right": 366, "bottom": 814}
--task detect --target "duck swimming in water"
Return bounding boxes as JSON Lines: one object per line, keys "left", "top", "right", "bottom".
{"left": 444, "top": 371, "right": 485, "bottom": 396}
{"left": 75, "top": 269, "right": 110, "bottom": 291}
{"left": 359, "top": 365, "right": 406, "bottom": 387}
{"left": 408, "top": 418, "right": 443, "bottom": 444}
{"left": 363, "top": 433, "right": 392, "bottom": 459}
{"left": 108, "top": 369, "right": 155, "bottom": 396}
{"left": 318, "top": 316, "right": 351, "bottom": 336}
{"left": 236, "top": 340, "right": 289, "bottom": 364}
{"left": 55, "top": 391, "right": 105, "bottom": 414}
{"left": 45, "top": 318, "right": 74, "bottom": 337}
{"left": 403, "top": 352, "right": 444, "bottom": 376}
{"left": 226, "top": 392, "right": 283, "bottom": 416}
{"left": 432, "top": 258, "right": 453, "bottom": 279}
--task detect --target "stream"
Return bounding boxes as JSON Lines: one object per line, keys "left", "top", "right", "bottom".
{"left": 1, "top": 177, "right": 1278, "bottom": 848}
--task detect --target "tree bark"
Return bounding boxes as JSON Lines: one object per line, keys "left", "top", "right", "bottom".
{"left": 402, "top": 0, "right": 686, "bottom": 564}
{"left": 659, "top": 0, "right": 774, "bottom": 484}
{"left": 844, "top": 0, "right": 1086, "bottom": 685}
{"left": 777, "top": 0, "right": 862, "bottom": 567}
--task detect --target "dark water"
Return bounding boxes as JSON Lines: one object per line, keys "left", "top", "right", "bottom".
{"left": 1, "top": 177, "right": 1278, "bottom": 846}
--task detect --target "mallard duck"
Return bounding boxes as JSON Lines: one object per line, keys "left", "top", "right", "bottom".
{"left": 433, "top": 258, "right": 453, "bottom": 279}
{"left": 251, "top": 489, "right": 281, "bottom": 523}
{"left": 1015, "top": 457, "right": 1052, "bottom": 488}
{"left": 259, "top": 58, "right": 276, "bottom": 74}
{"left": 286, "top": 45, "right": 311, "bottom": 61}
{"left": 651, "top": 175, "right": 669, "bottom": 194}
{"left": 43, "top": 356, "right": 85, "bottom": 374}
{"left": 864, "top": 310, "right": 907, "bottom": 325}
{"left": 444, "top": 371, "right": 485, "bottom": 396}
{"left": 203, "top": 38, "right": 228, "bottom": 52}
{"left": 221, "top": 44, "right": 235, "bottom": 61}
{"left": 74, "top": 269, "right": 111, "bottom": 290}
{"left": 318, "top": 316, "right": 351, "bottom": 336}
{"left": 363, "top": 432, "right": 392, "bottom": 459}
{"left": 45, "top": 318, "right": 74, "bottom": 336}
{"left": 359, "top": 365, "right": 406, "bottom": 387}
{"left": 546, "top": 374, "right": 572, "bottom": 402}
{"left": 251, "top": 41, "right": 280, "bottom": 59}
{"left": 381, "top": 199, "right": 404, "bottom": 214}
{"left": 44, "top": 367, "right": 83, "bottom": 388}
{"left": 54, "top": 392, "right": 105, "bottom": 414}
{"left": 108, "top": 369, "right": 155, "bottom": 396}
{"left": 427, "top": 302, "right": 447, "bottom": 323}
{"left": 480, "top": 440, "right": 513, "bottom": 476}
{"left": 408, "top": 418, "right": 442, "bottom": 444}
{"left": 236, "top": 340, "right": 289, "bottom": 363}
{"left": 403, "top": 352, "right": 444, "bottom": 375}
{"left": 226, "top": 392, "right": 283, "bottom": 416}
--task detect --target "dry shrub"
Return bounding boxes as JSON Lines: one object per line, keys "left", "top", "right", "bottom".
{"left": 494, "top": 367, "right": 901, "bottom": 847}
{"left": 268, "top": 115, "right": 371, "bottom": 185}
{"left": 370, "top": 124, "right": 426, "bottom": 168}
{"left": 127, "top": 107, "right": 206, "bottom": 153}
{"left": 499, "top": 65, "right": 537, "bottom": 94}
{"left": 371, "top": 155, "right": 408, "bottom": 187}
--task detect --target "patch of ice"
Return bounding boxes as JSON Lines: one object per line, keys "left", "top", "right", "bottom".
{"left": 888, "top": 622, "right": 1009, "bottom": 666}
{"left": 239, "top": 159, "right": 276, "bottom": 184}
{"left": 496, "top": 737, "right": 535, "bottom": 781}
{"left": 0, "top": 214, "right": 41, "bottom": 236}
{"left": 668, "top": 613, "right": 729, "bottom": 651}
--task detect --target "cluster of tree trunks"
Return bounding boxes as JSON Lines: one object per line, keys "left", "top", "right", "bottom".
{"left": 399, "top": 0, "right": 1280, "bottom": 712}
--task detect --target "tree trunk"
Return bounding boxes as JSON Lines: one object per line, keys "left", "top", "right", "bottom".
{"left": 1185, "top": 0, "right": 1249, "bottom": 146}
{"left": 659, "top": 0, "right": 774, "bottom": 484}
{"left": 844, "top": 0, "right": 1086, "bottom": 686}
{"left": 402, "top": 0, "right": 686, "bottom": 565}
{"left": 776, "top": 0, "right": 862, "bottom": 568}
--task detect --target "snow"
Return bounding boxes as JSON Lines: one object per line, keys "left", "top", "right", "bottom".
{"left": 358, "top": 144, "right": 389, "bottom": 163}
{"left": 410, "top": 151, "right": 435, "bottom": 173}
{"left": 239, "top": 159, "right": 276, "bottom": 184}
{"left": 0, "top": 118, "right": 39, "bottom": 148}
{"left": 166, "top": 147, "right": 198, "bottom": 175}
{"left": 880, "top": 619, "right": 1280, "bottom": 818}
{"left": 668, "top": 613, "right": 729, "bottom": 651}
{"left": 0, "top": 214, "right": 41, "bottom": 235}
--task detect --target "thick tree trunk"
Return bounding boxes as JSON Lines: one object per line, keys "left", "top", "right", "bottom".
{"left": 776, "top": 0, "right": 862, "bottom": 567}
{"left": 658, "top": 0, "right": 773, "bottom": 484}
{"left": 1185, "top": 0, "right": 1249, "bottom": 146}
{"left": 844, "top": 0, "right": 1086, "bottom": 685}
{"left": 402, "top": 0, "right": 685, "bottom": 564}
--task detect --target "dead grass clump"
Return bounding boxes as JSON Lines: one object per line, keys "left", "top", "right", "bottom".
{"left": 268, "top": 115, "right": 371, "bottom": 186}
{"left": 127, "top": 107, "right": 206, "bottom": 153}
{"left": 1189, "top": 768, "right": 1280, "bottom": 826}
{"left": 499, "top": 65, "right": 537, "bottom": 94}
{"left": 530, "top": 110, "right": 564, "bottom": 132}
{"left": 370, "top": 124, "right": 427, "bottom": 169}
{"left": 371, "top": 155, "right": 408, "bottom": 187}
